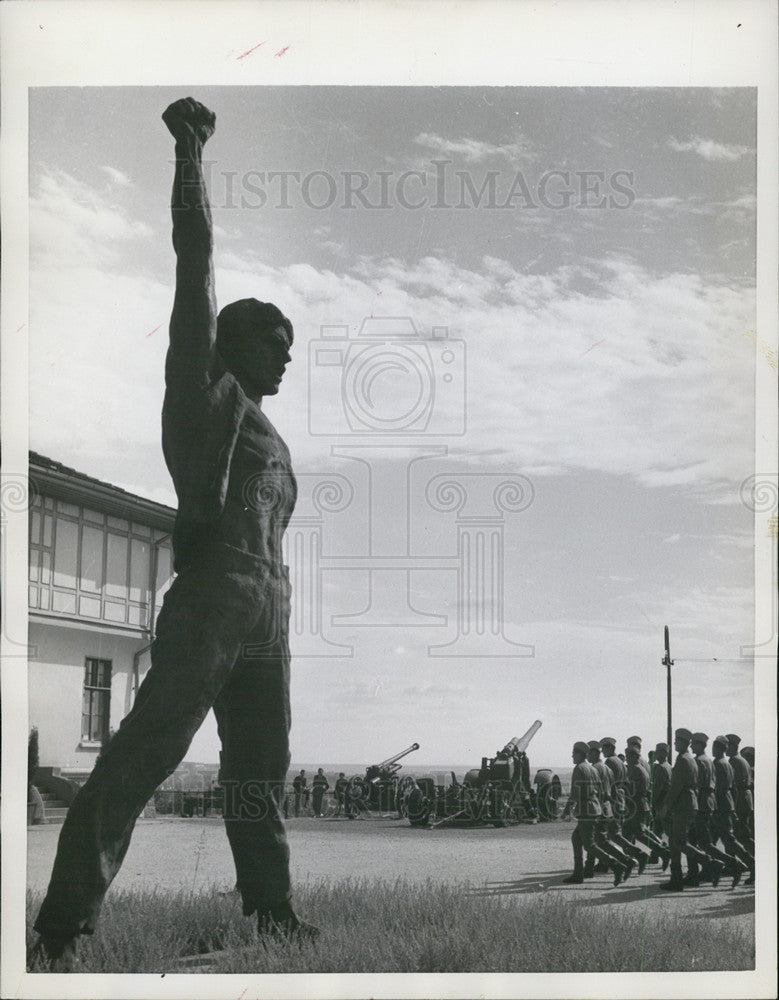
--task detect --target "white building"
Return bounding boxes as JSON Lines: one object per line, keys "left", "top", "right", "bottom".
{"left": 29, "top": 452, "right": 175, "bottom": 780}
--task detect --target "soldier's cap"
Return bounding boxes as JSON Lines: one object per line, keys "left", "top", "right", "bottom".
{"left": 725, "top": 733, "right": 741, "bottom": 745}
{"left": 600, "top": 737, "right": 617, "bottom": 749}
{"left": 626, "top": 735, "right": 642, "bottom": 748}
{"left": 691, "top": 732, "right": 708, "bottom": 744}
{"left": 586, "top": 740, "right": 602, "bottom": 752}
{"left": 573, "top": 741, "right": 590, "bottom": 755}
{"left": 741, "top": 746, "right": 755, "bottom": 762}
{"left": 713, "top": 735, "right": 729, "bottom": 747}
{"left": 675, "top": 727, "right": 693, "bottom": 742}
{"left": 625, "top": 745, "right": 640, "bottom": 756}
{"left": 655, "top": 742, "right": 669, "bottom": 753}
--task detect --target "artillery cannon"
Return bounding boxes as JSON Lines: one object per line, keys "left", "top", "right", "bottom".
{"left": 347, "top": 742, "right": 420, "bottom": 816}
{"left": 405, "top": 721, "right": 542, "bottom": 827}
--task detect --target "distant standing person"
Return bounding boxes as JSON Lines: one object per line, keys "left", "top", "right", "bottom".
{"left": 293, "top": 770, "right": 308, "bottom": 816}
{"left": 312, "top": 769, "right": 329, "bottom": 817}
{"left": 334, "top": 773, "right": 349, "bottom": 816}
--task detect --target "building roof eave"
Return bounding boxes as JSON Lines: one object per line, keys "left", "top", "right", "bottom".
{"left": 29, "top": 452, "right": 176, "bottom": 531}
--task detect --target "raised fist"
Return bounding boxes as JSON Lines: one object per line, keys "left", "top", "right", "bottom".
{"left": 162, "top": 97, "right": 216, "bottom": 146}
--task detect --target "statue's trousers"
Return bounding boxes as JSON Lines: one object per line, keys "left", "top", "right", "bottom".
{"left": 34, "top": 540, "right": 292, "bottom": 938}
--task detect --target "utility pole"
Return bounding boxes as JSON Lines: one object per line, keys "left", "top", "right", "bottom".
{"left": 662, "top": 626, "right": 674, "bottom": 765}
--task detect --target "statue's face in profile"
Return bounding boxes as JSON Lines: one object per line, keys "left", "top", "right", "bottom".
{"left": 230, "top": 323, "right": 292, "bottom": 397}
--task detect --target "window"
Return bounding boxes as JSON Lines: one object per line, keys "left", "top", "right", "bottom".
{"left": 82, "top": 658, "right": 112, "bottom": 743}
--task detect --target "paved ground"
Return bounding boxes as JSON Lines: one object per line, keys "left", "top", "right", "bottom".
{"left": 27, "top": 815, "right": 755, "bottom": 924}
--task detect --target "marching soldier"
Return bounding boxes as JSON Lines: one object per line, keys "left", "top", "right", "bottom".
{"left": 711, "top": 735, "right": 754, "bottom": 885}
{"left": 649, "top": 742, "right": 672, "bottom": 863}
{"left": 726, "top": 735, "right": 754, "bottom": 851}
{"left": 584, "top": 741, "right": 635, "bottom": 880}
{"left": 601, "top": 737, "right": 649, "bottom": 871}
{"left": 685, "top": 733, "right": 719, "bottom": 886}
{"left": 624, "top": 745, "right": 670, "bottom": 864}
{"left": 562, "top": 742, "right": 627, "bottom": 886}
{"left": 626, "top": 736, "right": 651, "bottom": 779}
{"left": 741, "top": 746, "right": 755, "bottom": 842}
{"left": 657, "top": 728, "right": 721, "bottom": 891}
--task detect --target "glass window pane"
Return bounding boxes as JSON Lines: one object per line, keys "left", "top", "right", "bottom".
{"left": 105, "top": 533, "right": 128, "bottom": 598}
{"left": 31, "top": 511, "right": 41, "bottom": 545}
{"left": 43, "top": 515, "right": 53, "bottom": 547}
{"left": 29, "top": 548, "right": 41, "bottom": 582}
{"left": 53, "top": 518, "right": 79, "bottom": 588}
{"left": 57, "top": 500, "right": 80, "bottom": 517}
{"left": 41, "top": 550, "right": 51, "bottom": 584}
{"left": 155, "top": 545, "right": 172, "bottom": 603}
{"left": 129, "top": 539, "right": 149, "bottom": 603}
{"left": 80, "top": 525, "right": 105, "bottom": 593}
{"left": 107, "top": 516, "right": 129, "bottom": 531}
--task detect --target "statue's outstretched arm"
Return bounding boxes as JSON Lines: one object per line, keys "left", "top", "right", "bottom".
{"left": 162, "top": 97, "right": 218, "bottom": 393}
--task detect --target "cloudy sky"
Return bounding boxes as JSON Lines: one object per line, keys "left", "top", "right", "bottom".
{"left": 28, "top": 86, "right": 758, "bottom": 767}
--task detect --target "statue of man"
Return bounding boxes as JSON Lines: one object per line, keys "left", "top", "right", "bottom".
{"left": 33, "top": 97, "right": 315, "bottom": 968}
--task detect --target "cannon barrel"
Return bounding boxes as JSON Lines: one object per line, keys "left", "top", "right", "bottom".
{"left": 498, "top": 720, "right": 542, "bottom": 758}
{"left": 376, "top": 742, "right": 420, "bottom": 770}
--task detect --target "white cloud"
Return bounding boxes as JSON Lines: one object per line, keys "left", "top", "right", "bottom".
{"left": 211, "top": 248, "right": 755, "bottom": 494}
{"left": 30, "top": 168, "right": 152, "bottom": 268}
{"left": 30, "top": 169, "right": 755, "bottom": 506}
{"left": 667, "top": 136, "right": 754, "bottom": 162}
{"left": 100, "top": 165, "right": 133, "bottom": 187}
{"left": 413, "top": 131, "right": 533, "bottom": 165}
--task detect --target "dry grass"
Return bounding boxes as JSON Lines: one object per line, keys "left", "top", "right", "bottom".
{"left": 27, "top": 877, "right": 754, "bottom": 974}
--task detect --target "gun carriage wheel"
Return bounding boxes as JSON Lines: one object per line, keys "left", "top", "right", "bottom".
{"left": 396, "top": 775, "right": 417, "bottom": 818}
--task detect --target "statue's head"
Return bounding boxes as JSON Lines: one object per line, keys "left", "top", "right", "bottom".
{"left": 217, "top": 298, "right": 293, "bottom": 396}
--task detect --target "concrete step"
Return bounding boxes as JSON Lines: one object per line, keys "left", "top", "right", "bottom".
{"left": 42, "top": 808, "right": 69, "bottom": 823}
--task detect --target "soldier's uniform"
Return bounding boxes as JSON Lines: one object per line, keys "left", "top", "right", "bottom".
{"left": 601, "top": 738, "right": 649, "bottom": 869}
{"left": 624, "top": 748, "right": 669, "bottom": 861}
{"left": 626, "top": 736, "right": 651, "bottom": 780}
{"left": 584, "top": 742, "right": 634, "bottom": 879}
{"left": 711, "top": 735, "right": 754, "bottom": 885}
{"left": 686, "top": 733, "right": 717, "bottom": 885}
{"left": 563, "top": 742, "right": 626, "bottom": 885}
{"left": 726, "top": 734, "right": 754, "bottom": 852}
{"left": 741, "top": 746, "right": 755, "bottom": 839}
{"left": 650, "top": 743, "right": 673, "bottom": 837}
{"left": 660, "top": 728, "right": 718, "bottom": 891}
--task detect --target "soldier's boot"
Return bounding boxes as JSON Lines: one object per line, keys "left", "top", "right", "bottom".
{"left": 613, "top": 857, "right": 636, "bottom": 886}
{"left": 726, "top": 861, "right": 749, "bottom": 889}
{"left": 563, "top": 871, "right": 584, "bottom": 884}
{"left": 701, "top": 859, "right": 724, "bottom": 888}
{"left": 582, "top": 853, "right": 596, "bottom": 879}
{"left": 683, "top": 866, "right": 700, "bottom": 887}
{"left": 660, "top": 862, "right": 685, "bottom": 892}
{"left": 744, "top": 869, "right": 755, "bottom": 886}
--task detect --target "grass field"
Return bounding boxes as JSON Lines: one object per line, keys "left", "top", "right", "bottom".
{"left": 27, "top": 877, "right": 755, "bottom": 974}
